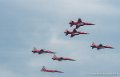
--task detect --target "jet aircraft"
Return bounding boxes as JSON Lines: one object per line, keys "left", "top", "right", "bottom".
{"left": 90, "top": 42, "right": 114, "bottom": 50}
{"left": 41, "top": 66, "right": 64, "bottom": 73}
{"left": 32, "top": 47, "right": 55, "bottom": 54}
{"left": 52, "top": 55, "right": 75, "bottom": 61}
{"left": 64, "top": 29, "right": 88, "bottom": 37}
{"left": 69, "top": 18, "right": 94, "bottom": 29}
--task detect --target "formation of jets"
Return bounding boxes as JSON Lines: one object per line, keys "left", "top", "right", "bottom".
{"left": 31, "top": 18, "right": 114, "bottom": 74}
{"left": 65, "top": 18, "right": 92, "bottom": 37}
{"left": 32, "top": 47, "right": 75, "bottom": 73}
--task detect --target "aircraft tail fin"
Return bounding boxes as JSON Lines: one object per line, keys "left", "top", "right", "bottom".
{"left": 92, "top": 42, "right": 95, "bottom": 45}
{"left": 64, "top": 29, "right": 69, "bottom": 36}
{"left": 78, "top": 18, "right": 82, "bottom": 22}
{"left": 41, "top": 66, "right": 46, "bottom": 71}
{"left": 91, "top": 42, "right": 95, "bottom": 49}
{"left": 53, "top": 54, "right": 57, "bottom": 58}
{"left": 69, "top": 20, "right": 74, "bottom": 27}
{"left": 33, "top": 47, "right": 37, "bottom": 50}
{"left": 73, "top": 29, "right": 77, "bottom": 33}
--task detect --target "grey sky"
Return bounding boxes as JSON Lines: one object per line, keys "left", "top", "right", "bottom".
{"left": 0, "top": 0, "right": 120, "bottom": 77}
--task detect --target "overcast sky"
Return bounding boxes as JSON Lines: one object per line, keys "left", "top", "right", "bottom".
{"left": 0, "top": 0, "right": 120, "bottom": 77}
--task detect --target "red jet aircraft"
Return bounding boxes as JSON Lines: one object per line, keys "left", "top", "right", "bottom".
{"left": 52, "top": 55, "right": 75, "bottom": 61}
{"left": 32, "top": 47, "right": 55, "bottom": 54}
{"left": 41, "top": 66, "right": 64, "bottom": 73}
{"left": 64, "top": 29, "right": 89, "bottom": 37}
{"left": 90, "top": 42, "right": 114, "bottom": 50}
{"left": 69, "top": 18, "right": 95, "bottom": 29}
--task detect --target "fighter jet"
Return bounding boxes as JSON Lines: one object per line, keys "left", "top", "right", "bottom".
{"left": 32, "top": 47, "right": 55, "bottom": 54}
{"left": 90, "top": 42, "right": 114, "bottom": 50}
{"left": 52, "top": 55, "right": 75, "bottom": 61}
{"left": 41, "top": 66, "right": 64, "bottom": 73}
{"left": 64, "top": 29, "right": 89, "bottom": 37}
{"left": 69, "top": 18, "right": 95, "bottom": 29}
